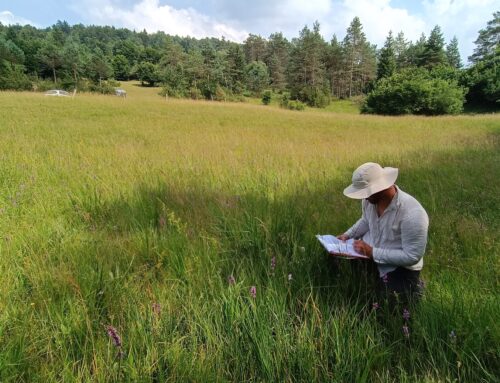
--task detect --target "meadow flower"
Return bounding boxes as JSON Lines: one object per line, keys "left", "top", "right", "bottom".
{"left": 403, "top": 308, "right": 411, "bottom": 321}
{"left": 402, "top": 325, "right": 410, "bottom": 338}
{"left": 372, "top": 302, "right": 380, "bottom": 310}
{"left": 299, "top": 246, "right": 305, "bottom": 253}
{"left": 271, "top": 257, "right": 276, "bottom": 272}
{"left": 449, "top": 330, "right": 457, "bottom": 344}
{"left": 106, "top": 325, "right": 122, "bottom": 348}
{"left": 382, "top": 274, "right": 389, "bottom": 284}
{"left": 288, "top": 273, "right": 292, "bottom": 281}
{"left": 228, "top": 275, "right": 236, "bottom": 285}
{"left": 249, "top": 286, "right": 256, "bottom": 299}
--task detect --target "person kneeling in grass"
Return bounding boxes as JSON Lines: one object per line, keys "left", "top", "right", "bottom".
{"left": 337, "top": 162, "right": 429, "bottom": 305}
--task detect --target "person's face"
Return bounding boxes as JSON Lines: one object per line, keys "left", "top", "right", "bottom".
{"left": 366, "top": 189, "right": 384, "bottom": 204}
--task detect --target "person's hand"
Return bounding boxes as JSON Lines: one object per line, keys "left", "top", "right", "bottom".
{"left": 353, "top": 240, "right": 373, "bottom": 258}
{"left": 337, "top": 234, "right": 349, "bottom": 241}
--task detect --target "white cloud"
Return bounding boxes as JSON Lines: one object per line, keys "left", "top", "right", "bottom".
{"left": 73, "top": 0, "right": 248, "bottom": 42}
{"left": 0, "top": 10, "right": 36, "bottom": 26}
{"left": 422, "top": 0, "right": 497, "bottom": 62}
{"left": 330, "top": 0, "right": 427, "bottom": 43}
{"left": 286, "top": 0, "right": 332, "bottom": 19}
{"left": 312, "top": 0, "right": 495, "bottom": 63}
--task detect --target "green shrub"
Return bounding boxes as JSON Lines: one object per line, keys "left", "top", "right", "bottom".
{"left": 279, "top": 92, "right": 290, "bottom": 108}
{"left": 189, "top": 87, "right": 203, "bottom": 100}
{"left": 33, "top": 79, "right": 56, "bottom": 92}
{"left": 461, "top": 58, "right": 500, "bottom": 108}
{"left": 74, "top": 79, "right": 92, "bottom": 92}
{"left": 278, "top": 93, "right": 305, "bottom": 110}
{"left": 287, "top": 100, "right": 306, "bottom": 111}
{"left": 107, "top": 79, "right": 121, "bottom": 87}
{"left": 0, "top": 63, "right": 31, "bottom": 91}
{"left": 59, "top": 78, "right": 79, "bottom": 91}
{"left": 88, "top": 81, "right": 115, "bottom": 94}
{"left": 159, "top": 85, "right": 184, "bottom": 98}
{"left": 292, "top": 85, "right": 330, "bottom": 108}
{"left": 233, "top": 94, "right": 246, "bottom": 102}
{"left": 214, "top": 85, "right": 227, "bottom": 101}
{"left": 363, "top": 68, "right": 466, "bottom": 115}
{"left": 261, "top": 90, "right": 272, "bottom": 105}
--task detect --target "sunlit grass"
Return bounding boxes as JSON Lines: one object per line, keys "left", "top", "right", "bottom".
{"left": 0, "top": 84, "right": 498, "bottom": 382}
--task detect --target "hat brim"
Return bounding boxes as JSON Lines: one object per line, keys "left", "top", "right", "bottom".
{"left": 343, "top": 167, "right": 398, "bottom": 199}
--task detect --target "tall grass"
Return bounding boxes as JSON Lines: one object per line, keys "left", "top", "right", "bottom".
{"left": 0, "top": 83, "right": 498, "bottom": 382}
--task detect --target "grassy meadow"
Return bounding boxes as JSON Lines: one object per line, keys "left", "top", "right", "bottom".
{"left": 0, "top": 83, "right": 499, "bottom": 382}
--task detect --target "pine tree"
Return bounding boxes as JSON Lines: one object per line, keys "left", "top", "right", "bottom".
{"left": 244, "top": 60, "right": 269, "bottom": 95}
{"left": 342, "top": 17, "right": 376, "bottom": 97}
{"left": 226, "top": 44, "right": 246, "bottom": 92}
{"left": 288, "top": 22, "right": 329, "bottom": 106}
{"left": 463, "top": 12, "right": 499, "bottom": 107}
{"left": 446, "top": 36, "right": 462, "bottom": 68}
{"left": 406, "top": 33, "right": 427, "bottom": 67}
{"left": 112, "top": 54, "right": 130, "bottom": 81}
{"left": 37, "top": 37, "right": 63, "bottom": 83}
{"left": 265, "top": 32, "right": 290, "bottom": 91}
{"left": 62, "top": 36, "right": 90, "bottom": 85}
{"left": 377, "top": 31, "right": 396, "bottom": 80}
{"left": 87, "top": 48, "right": 113, "bottom": 86}
{"left": 421, "top": 25, "right": 446, "bottom": 68}
{"left": 243, "top": 34, "right": 267, "bottom": 62}
{"left": 394, "top": 31, "right": 410, "bottom": 69}
{"left": 469, "top": 11, "right": 499, "bottom": 63}
{"left": 326, "top": 35, "right": 345, "bottom": 98}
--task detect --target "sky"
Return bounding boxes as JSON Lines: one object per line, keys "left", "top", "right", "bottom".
{"left": 0, "top": 0, "right": 498, "bottom": 64}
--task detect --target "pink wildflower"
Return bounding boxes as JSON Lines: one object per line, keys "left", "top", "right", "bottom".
{"left": 403, "top": 308, "right": 410, "bottom": 321}
{"left": 249, "top": 286, "right": 256, "bottom": 299}
{"left": 106, "top": 325, "right": 122, "bottom": 347}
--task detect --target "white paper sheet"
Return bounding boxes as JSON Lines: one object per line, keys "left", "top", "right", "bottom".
{"left": 316, "top": 234, "right": 369, "bottom": 259}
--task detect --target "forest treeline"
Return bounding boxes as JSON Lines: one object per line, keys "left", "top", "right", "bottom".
{"left": 0, "top": 12, "right": 498, "bottom": 114}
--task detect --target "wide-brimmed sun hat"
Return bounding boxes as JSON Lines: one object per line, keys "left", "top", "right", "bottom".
{"left": 343, "top": 162, "right": 398, "bottom": 199}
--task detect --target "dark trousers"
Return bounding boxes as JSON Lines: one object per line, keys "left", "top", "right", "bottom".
{"left": 377, "top": 267, "right": 422, "bottom": 307}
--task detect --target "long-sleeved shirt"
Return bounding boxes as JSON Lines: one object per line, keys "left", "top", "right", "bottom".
{"left": 344, "top": 186, "right": 429, "bottom": 276}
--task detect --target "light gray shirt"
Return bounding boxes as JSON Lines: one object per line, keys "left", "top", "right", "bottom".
{"left": 344, "top": 186, "right": 429, "bottom": 276}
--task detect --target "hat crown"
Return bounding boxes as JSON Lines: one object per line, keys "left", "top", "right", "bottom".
{"left": 352, "top": 162, "right": 383, "bottom": 188}
{"left": 344, "top": 162, "right": 398, "bottom": 199}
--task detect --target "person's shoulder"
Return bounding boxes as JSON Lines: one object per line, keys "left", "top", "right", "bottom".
{"left": 397, "top": 187, "right": 428, "bottom": 216}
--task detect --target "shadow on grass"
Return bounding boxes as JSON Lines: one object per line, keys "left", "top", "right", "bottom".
{"left": 16, "top": 133, "right": 495, "bottom": 382}
{"left": 69, "top": 131, "right": 499, "bottom": 309}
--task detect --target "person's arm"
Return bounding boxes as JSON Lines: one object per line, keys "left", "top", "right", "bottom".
{"left": 343, "top": 217, "right": 369, "bottom": 239}
{"left": 372, "top": 208, "right": 429, "bottom": 267}
{"left": 343, "top": 201, "right": 369, "bottom": 239}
